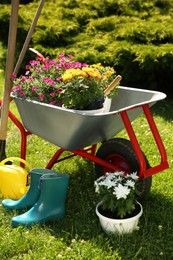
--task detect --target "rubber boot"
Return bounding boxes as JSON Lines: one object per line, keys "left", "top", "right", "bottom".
{"left": 11, "top": 172, "right": 70, "bottom": 228}
{"left": 2, "top": 168, "right": 57, "bottom": 211}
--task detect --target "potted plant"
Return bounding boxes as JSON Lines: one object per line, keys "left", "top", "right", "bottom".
{"left": 94, "top": 171, "right": 143, "bottom": 235}
{"left": 11, "top": 52, "right": 120, "bottom": 110}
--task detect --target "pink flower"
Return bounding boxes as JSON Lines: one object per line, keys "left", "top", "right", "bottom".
{"left": 19, "top": 91, "right": 25, "bottom": 97}
{"left": 56, "top": 77, "right": 61, "bottom": 81}
{"left": 32, "top": 86, "right": 37, "bottom": 92}
{"left": 13, "top": 85, "right": 21, "bottom": 91}
{"left": 49, "top": 101, "right": 56, "bottom": 105}
{"left": 25, "top": 65, "right": 30, "bottom": 70}
{"left": 48, "top": 79, "right": 55, "bottom": 85}
{"left": 50, "top": 92, "right": 55, "bottom": 97}
{"left": 25, "top": 70, "right": 30, "bottom": 76}
{"left": 20, "top": 76, "right": 27, "bottom": 82}
{"left": 11, "top": 74, "right": 16, "bottom": 79}
{"left": 42, "top": 77, "right": 49, "bottom": 83}
{"left": 39, "top": 94, "right": 44, "bottom": 100}
{"left": 59, "top": 53, "right": 65, "bottom": 59}
{"left": 57, "top": 88, "right": 62, "bottom": 93}
{"left": 29, "top": 60, "right": 40, "bottom": 66}
{"left": 42, "top": 77, "right": 55, "bottom": 85}
{"left": 49, "top": 60, "right": 56, "bottom": 65}
{"left": 68, "top": 54, "right": 73, "bottom": 59}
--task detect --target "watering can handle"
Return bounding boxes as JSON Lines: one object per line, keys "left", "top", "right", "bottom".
{"left": 0, "top": 157, "right": 32, "bottom": 170}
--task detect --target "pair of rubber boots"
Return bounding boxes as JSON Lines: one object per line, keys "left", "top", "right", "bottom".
{"left": 2, "top": 168, "right": 70, "bottom": 228}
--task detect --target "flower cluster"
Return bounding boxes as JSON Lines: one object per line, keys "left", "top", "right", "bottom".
{"left": 11, "top": 53, "right": 118, "bottom": 110}
{"left": 94, "top": 171, "right": 140, "bottom": 218}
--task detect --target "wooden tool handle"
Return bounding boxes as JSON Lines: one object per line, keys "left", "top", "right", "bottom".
{"left": 104, "top": 75, "right": 122, "bottom": 95}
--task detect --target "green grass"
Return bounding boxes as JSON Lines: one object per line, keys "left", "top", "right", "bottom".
{"left": 0, "top": 76, "right": 173, "bottom": 259}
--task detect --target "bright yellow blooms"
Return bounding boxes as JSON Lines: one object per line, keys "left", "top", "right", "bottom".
{"left": 62, "top": 64, "right": 114, "bottom": 82}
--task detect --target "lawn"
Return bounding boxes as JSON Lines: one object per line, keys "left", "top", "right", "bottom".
{"left": 0, "top": 72, "right": 173, "bottom": 259}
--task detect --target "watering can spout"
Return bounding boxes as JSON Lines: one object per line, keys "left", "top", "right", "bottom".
{"left": 0, "top": 157, "right": 32, "bottom": 200}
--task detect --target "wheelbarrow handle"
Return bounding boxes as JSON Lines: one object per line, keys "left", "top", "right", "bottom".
{"left": 104, "top": 75, "right": 122, "bottom": 96}
{"left": 29, "top": 48, "right": 46, "bottom": 63}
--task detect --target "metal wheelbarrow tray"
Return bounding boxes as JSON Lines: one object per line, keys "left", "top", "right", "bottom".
{"left": 9, "top": 85, "right": 169, "bottom": 198}
{"left": 12, "top": 86, "right": 166, "bottom": 150}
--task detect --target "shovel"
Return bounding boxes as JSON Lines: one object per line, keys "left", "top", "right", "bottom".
{"left": 0, "top": 0, "right": 19, "bottom": 161}
{"left": 0, "top": 0, "right": 45, "bottom": 162}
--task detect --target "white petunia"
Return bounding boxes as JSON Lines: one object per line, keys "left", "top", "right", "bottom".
{"left": 113, "top": 183, "right": 130, "bottom": 199}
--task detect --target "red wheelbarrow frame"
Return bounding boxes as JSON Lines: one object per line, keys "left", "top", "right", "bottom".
{"left": 1, "top": 98, "right": 169, "bottom": 180}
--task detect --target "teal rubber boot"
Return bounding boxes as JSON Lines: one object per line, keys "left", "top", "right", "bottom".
{"left": 11, "top": 172, "right": 70, "bottom": 228}
{"left": 2, "top": 168, "right": 56, "bottom": 211}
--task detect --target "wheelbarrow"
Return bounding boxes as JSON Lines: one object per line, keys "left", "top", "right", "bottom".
{"left": 2, "top": 85, "right": 169, "bottom": 198}
{"left": 0, "top": 0, "right": 168, "bottom": 199}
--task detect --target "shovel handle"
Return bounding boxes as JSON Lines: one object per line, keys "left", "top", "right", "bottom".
{"left": 104, "top": 75, "right": 122, "bottom": 96}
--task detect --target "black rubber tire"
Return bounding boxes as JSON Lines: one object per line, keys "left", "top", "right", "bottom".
{"left": 95, "top": 138, "right": 152, "bottom": 199}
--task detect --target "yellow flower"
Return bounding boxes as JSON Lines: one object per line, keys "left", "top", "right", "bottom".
{"left": 82, "top": 67, "right": 101, "bottom": 79}
{"left": 62, "top": 68, "right": 88, "bottom": 82}
{"left": 91, "top": 63, "right": 104, "bottom": 70}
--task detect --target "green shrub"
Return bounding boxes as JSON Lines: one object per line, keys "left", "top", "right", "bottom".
{"left": 1, "top": 0, "right": 173, "bottom": 95}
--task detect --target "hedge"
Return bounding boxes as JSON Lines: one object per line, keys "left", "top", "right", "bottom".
{"left": 0, "top": 0, "right": 173, "bottom": 95}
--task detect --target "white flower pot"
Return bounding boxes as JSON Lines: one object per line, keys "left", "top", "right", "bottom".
{"left": 96, "top": 201, "right": 143, "bottom": 235}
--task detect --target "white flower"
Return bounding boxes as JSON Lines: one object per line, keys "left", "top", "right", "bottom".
{"left": 129, "top": 172, "right": 138, "bottom": 180}
{"left": 94, "top": 183, "right": 99, "bottom": 193}
{"left": 113, "top": 183, "right": 130, "bottom": 199}
{"left": 117, "top": 176, "right": 123, "bottom": 182}
{"left": 96, "top": 175, "right": 105, "bottom": 182}
{"left": 125, "top": 179, "right": 135, "bottom": 188}
{"left": 105, "top": 178, "right": 115, "bottom": 189}
{"left": 94, "top": 170, "right": 140, "bottom": 218}
{"left": 112, "top": 171, "right": 124, "bottom": 177}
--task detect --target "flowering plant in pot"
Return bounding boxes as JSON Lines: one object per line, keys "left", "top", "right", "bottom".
{"left": 94, "top": 171, "right": 143, "bottom": 234}
{"left": 11, "top": 52, "right": 120, "bottom": 110}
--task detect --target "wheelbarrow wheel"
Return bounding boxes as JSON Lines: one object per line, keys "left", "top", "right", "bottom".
{"left": 95, "top": 138, "right": 152, "bottom": 199}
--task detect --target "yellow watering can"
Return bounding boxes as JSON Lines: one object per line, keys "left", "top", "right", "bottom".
{"left": 0, "top": 157, "right": 32, "bottom": 200}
